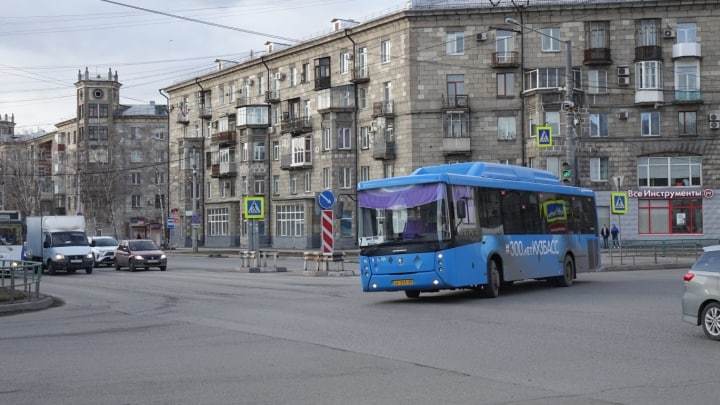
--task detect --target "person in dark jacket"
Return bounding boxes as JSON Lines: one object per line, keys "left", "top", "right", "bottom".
{"left": 610, "top": 224, "right": 620, "bottom": 248}
{"left": 600, "top": 225, "right": 610, "bottom": 249}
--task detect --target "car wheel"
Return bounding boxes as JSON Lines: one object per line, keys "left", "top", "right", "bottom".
{"left": 129, "top": 261, "right": 136, "bottom": 272}
{"left": 115, "top": 261, "right": 121, "bottom": 271}
{"left": 554, "top": 255, "right": 574, "bottom": 287}
{"left": 702, "top": 302, "right": 720, "bottom": 341}
{"left": 404, "top": 290, "right": 420, "bottom": 299}
{"left": 159, "top": 266, "right": 167, "bottom": 272}
{"left": 85, "top": 267, "right": 93, "bottom": 274}
{"left": 47, "top": 261, "right": 56, "bottom": 275}
{"left": 481, "top": 259, "right": 500, "bottom": 298}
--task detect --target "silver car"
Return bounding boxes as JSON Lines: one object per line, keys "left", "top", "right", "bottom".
{"left": 682, "top": 246, "right": 720, "bottom": 340}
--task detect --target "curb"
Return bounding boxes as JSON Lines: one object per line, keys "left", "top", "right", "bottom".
{"left": 600, "top": 263, "right": 691, "bottom": 272}
{"left": 0, "top": 295, "right": 56, "bottom": 315}
{"left": 303, "top": 270, "right": 358, "bottom": 277}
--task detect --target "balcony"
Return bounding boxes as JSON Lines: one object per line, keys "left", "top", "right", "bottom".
{"left": 443, "top": 95, "right": 469, "bottom": 110}
{"left": 219, "top": 161, "right": 237, "bottom": 177}
{"left": 491, "top": 52, "right": 519, "bottom": 68}
{"left": 265, "top": 89, "right": 281, "bottom": 103}
{"left": 280, "top": 153, "right": 312, "bottom": 170}
{"left": 57, "top": 143, "right": 66, "bottom": 152}
{"left": 635, "top": 89, "right": 664, "bottom": 104}
{"left": 635, "top": 45, "right": 662, "bottom": 61}
{"left": 199, "top": 105, "right": 212, "bottom": 119}
{"left": 211, "top": 131, "right": 237, "bottom": 146}
{"left": 317, "top": 85, "right": 355, "bottom": 112}
{"left": 176, "top": 111, "right": 190, "bottom": 124}
{"left": 674, "top": 90, "right": 702, "bottom": 104}
{"left": 372, "top": 101, "right": 394, "bottom": 117}
{"left": 210, "top": 164, "right": 220, "bottom": 177}
{"left": 314, "top": 76, "right": 331, "bottom": 91}
{"left": 235, "top": 96, "right": 252, "bottom": 108}
{"left": 442, "top": 137, "right": 471, "bottom": 155}
{"left": 583, "top": 48, "right": 612, "bottom": 65}
{"left": 236, "top": 106, "right": 269, "bottom": 128}
{"left": 281, "top": 116, "right": 313, "bottom": 135}
{"left": 673, "top": 42, "right": 701, "bottom": 59}
{"left": 351, "top": 65, "right": 370, "bottom": 84}
{"left": 372, "top": 137, "right": 395, "bottom": 160}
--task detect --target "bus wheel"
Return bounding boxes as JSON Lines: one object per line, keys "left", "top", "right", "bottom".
{"left": 555, "top": 255, "right": 575, "bottom": 287}
{"left": 405, "top": 290, "right": 420, "bottom": 299}
{"left": 482, "top": 260, "right": 500, "bottom": 298}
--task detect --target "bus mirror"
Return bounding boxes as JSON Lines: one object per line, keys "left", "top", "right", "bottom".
{"left": 456, "top": 201, "right": 467, "bottom": 220}
{"left": 43, "top": 241, "right": 50, "bottom": 249}
{"left": 90, "top": 240, "right": 96, "bottom": 247}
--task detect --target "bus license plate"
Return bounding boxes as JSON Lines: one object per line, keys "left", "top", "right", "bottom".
{"left": 392, "top": 279, "right": 413, "bottom": 287}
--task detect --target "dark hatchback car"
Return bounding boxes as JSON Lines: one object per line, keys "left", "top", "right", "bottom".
{"left": 114, "top": 240, "right": 167, "bottom": 272}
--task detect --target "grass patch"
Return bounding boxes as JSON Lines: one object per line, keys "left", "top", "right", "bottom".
{"left": 0, "top": 287, "right": 26, "bottom": 303}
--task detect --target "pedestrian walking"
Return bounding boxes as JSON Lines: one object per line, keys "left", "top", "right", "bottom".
{"left": 611, "top": 224, "right": 620, "bottom": 248}
{"left": 600, "top": 224, "right": 610, "bottom": 249}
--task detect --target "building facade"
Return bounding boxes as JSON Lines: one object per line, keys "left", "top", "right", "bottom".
{"left": 165, "top": 0, "right": 720, "bottom": 248}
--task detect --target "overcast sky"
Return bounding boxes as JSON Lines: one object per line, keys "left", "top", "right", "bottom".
{"left": 1, "top": 0, "right": 404, "bottom": 133}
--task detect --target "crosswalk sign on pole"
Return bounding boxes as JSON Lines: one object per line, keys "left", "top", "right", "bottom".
{"left": 611, "top": 192, "right": 628, "bottom": 215}
{"left": 536, "top": 125, "right": 553, "bottom": 148}
{"left": 243, "top": 196, "right": 265, "bottom": 220}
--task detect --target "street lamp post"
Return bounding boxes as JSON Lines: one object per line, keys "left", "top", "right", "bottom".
{"left": 505, "top": 17, "right": 578, "bottom": 186}
{"left": 191, "top": 149, "right": 199, "bottom": 253}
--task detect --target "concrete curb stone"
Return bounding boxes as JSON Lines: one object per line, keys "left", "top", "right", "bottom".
{"left": 0, "top": 295, "right": 55, "bottom": 315}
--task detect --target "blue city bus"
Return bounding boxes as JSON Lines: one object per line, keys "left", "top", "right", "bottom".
{"left": 357, "top": 162, "right": 600, "bottom": 298}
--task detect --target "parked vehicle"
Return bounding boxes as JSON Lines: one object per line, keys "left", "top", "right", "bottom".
{"left": 0, "top": 210, "right": 24, "bottom": 263}
{"left": 26, "top": 216, "right": 93, "bottom": 275}
{"left": 682, "top": 246, "right": 720, "bottom": 340}
{"left": 89, "top": 236, "right": 119, "bottom": 267}
{"left": 114, "top": 239, "right": 167, "bottom": 272}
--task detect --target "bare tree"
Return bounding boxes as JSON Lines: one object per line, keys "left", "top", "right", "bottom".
{"left": 0, "top": 142, "right": 43, "bottom": 217}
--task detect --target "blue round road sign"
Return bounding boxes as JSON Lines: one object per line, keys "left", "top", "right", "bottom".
{"left": 317, "top": 190, "right": 336, "bottom": 210}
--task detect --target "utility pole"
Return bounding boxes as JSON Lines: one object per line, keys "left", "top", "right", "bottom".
{"left": 191, "top": 149, "right": 198, "bottom": 253}
{"left": 564, "top": 40, "right": 578, "bottom": 186}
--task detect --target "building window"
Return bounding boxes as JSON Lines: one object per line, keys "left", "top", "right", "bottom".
{"left": 675, "top": 60, "right": 700, "bottom": 98}
{"left": 679, "top": 111, "right": 697, "bottom": 135}
{"left": 130, "top": 172, "right": 141, "bottom": 185}
{"left": 272, "top": 175, "right": 279, "bottom": 195}
{"left": 207, "top": 181, "right": 212, "bottom": 199}
{"left": 496, "top": 30, "right": 514, "bottom": 53}
{"left": 272, "top": 141, "right": 279, "bottom": 160}
{"left": 218, "top": 84, "right": 225, "bottom": 105}
{"left": 383, "top": 163, "right": 394, "bottom": 178}
{"left": 229, "top": 81, "right": 236, "bottom": 103}
{"left": 304, "top": 172, "right": 311, "bottom": 192}
{"left": 291, "top": 136, "right": 311, "bottom": 165}
{"left": 130, "top": 150, "right": 143, "bottom": 162}
{"left": 497, "top": 117, "right": 516, "bottom": 141}
{"left": 637, "top": 19, "right": 659, "bottom": 47}
{"left": 360, "top": 127, "right": 370, "bottom": 149}
{"left": 242, "top": 142, "right": 249, "bottom": 161}
{"left": 220, "top": 180, "right": 228, "bottom": 198}
{"left": 588, "top": 70, "right": 608, "bottom": 94}
{"left": 639, "top": 199, "right": 702, "bottom": 234}
{"left": 586, "top": 21, "right": 609, "bottom": 49}
{"left": 340, "top": 51, "right": 350, "bottom": 74}
{"left": 340, "top": 167, "right": 352, "bottom": 189}
{"left": 677, "top": 22, "right": 697, "bottom": 43}
{"left": 131, "top": 195, "right": 141, "bottom": 209}
{"left": 275, "top": 204, "right": 304, "bottom": 237}
{"left": 544, "top": 111, "right": 560, "bottom": 137}
{"left": 358, "top": 87, "right": 367, "bottom": 109}
{"left": 641, "top": 112, "right": 660, "bottom": 136}
{"left": 360, "top": 166, "right": 370, "bottom": 182}
{"left": 446, "top": 112, "right": 468, "bottom": 138}
{"left": 545, "top": 157, "right": 560, "bottom": 178}
{"left": 241, "top": 176, "right": 248, "bottom": 195}
{"left": 589, "top": 113, "right": 609, "bottom": 137}
{"left": 289, "top": 66, "right": 297, "bottom": 87}
{"left": 637, "top": 156, "right": 702, "bottom": 187}
{"left": 99, "top": 104, "right": 108, "bottom": 118}
{"left": 497, "top": 73, "right": 514, "bottom": 97}
{"left": 322, "top": 128, "right": 332, "bottom": 150}
{"left": 590, "top": 157, "right": 609, "bottom": 181}
{"left": 322, "top": 167, "right": 330, "bottom": 189}
{"left": 253, "top": 142, "right": 266, "bottom": 161}
{"left": 207, "top": 208, "right": 229, "bottom": 236}
{"left": 289, "top": 175, "right": 297, "bottom": 194}
{"left": 337, "top": 128, "right": 352, "bottom": 150}
{"left": 254, "top": 178, "right": 264, "bottom": 195}
{"left": 446, "top": 74, "right": 465, "bottom": 100}
{"left": 524, "top": 68, "right": 580, "bottom": 91}
{"left": 541, "top": 27, "right": 561, "bottom": 52}
{"left": 380, "top": 39, "right": 391, "bottom": 64}
{"left": 446, "top": 31, "right": 465, "bottom": 55}
{"left": 340, "top": 200, "right": 353, "bottom": 237}
{"left": 636, "top": 61, "right": 662, "bottom": 90}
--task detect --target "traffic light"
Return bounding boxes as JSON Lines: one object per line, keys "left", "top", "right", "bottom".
{"left": 561, "top": 162, "right": 572, "bottom": 184}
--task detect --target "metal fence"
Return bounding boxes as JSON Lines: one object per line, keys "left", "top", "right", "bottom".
{"left": 0, "top": 261, "right": 43, "bottom": 304}
{"left": 604, "top": 240, "right": 717, "bottom": 267}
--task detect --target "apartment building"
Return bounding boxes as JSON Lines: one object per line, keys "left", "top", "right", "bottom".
{"left": 165, "top": 0, "right": 720, "bottom": 248}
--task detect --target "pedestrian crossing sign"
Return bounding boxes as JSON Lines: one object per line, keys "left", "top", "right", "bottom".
{"left": 611, "top": 192, "right": 628, "bottom": 215}
{"left": 536, "top": 126, "right": 553, "bottom": 148}
{"left": 243, "top": 196, "right": 265, "bottom": 220}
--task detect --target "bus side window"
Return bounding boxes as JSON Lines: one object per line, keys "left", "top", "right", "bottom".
{"left": 478, "top": 188, "right": 503, "bottom": 235}
{"left": 452, "top": 186, "right": 478, "bottom": 242}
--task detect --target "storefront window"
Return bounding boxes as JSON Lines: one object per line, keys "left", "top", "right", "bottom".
{"left": 637, "top": 156, "right": 701, "bottom": 187}
{"left": 638, "top": 198, "right": 702, "bottom": 234}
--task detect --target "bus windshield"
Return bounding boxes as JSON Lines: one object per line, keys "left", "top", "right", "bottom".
{"left": 358, "top": 183, "right": 450, "bottom": 247}
{"left": 51, "top": 232, "right": 89, "bottom": 247}
{"left": 0, "top": 224, "right": 22, "bottom": 246}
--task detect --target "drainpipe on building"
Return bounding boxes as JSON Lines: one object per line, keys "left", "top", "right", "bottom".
{"left": 261, "top": 56, "right": 272, "bottom": 249}
{"left": 345, "top": 29, "right": 360, "bottom": 247}
{"left": 158, "top": 88, "right": 170, "bottom": 248}
{"left": 194, "top": 78, "right": 206, "bottom": 250}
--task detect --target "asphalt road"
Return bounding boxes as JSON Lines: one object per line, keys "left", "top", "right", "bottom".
{"left": 1, "top": 256, "right": 718, "bottom": 405}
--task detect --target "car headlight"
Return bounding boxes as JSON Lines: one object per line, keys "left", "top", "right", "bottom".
{"left": 54, "top": 254, "right": 65, "bottom": 261}
{"left": 135, "top": 255, "right": 144, "bottom": 260}
{"left": 160, "top": 254, "right": 167, "bottom": 260}
{"left": 86, "top": 253, "right": 93, "bottom": 259}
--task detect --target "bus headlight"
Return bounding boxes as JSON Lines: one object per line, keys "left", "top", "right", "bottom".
{"left": 160, "top": 254, "right": 167, "bottom": 260}
{"left": 86, "top": 253, "right": 93, "bottom": 259}
{"left": 135, "top": 255, "right": 144, "bottom": 260}
{"left": 437, "top": 253, "right": 444, "bottom": 270}
{"left": 53, "top": 254, "right": 65, "bottom": 261}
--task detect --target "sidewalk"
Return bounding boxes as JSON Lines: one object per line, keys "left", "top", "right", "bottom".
{"left": 168, "top": 247, "right": 360, "bottom": 260}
